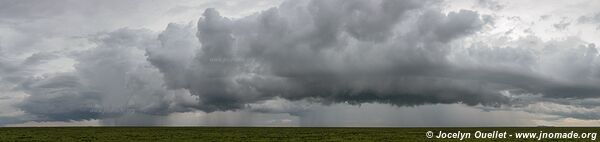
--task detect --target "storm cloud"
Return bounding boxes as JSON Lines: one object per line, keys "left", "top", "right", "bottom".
{"left": 149, "top": 0, "right": 600, "bottom": 113}
{"left": 147, "top": 0, "right": 508, "bottom": 112}
{"left": 1, "top": 0, "right": 600, "bottom": 125}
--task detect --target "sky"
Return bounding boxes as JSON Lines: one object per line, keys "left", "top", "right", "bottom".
{"left": 1, "top": 0, "right": 600, "bottom": 127}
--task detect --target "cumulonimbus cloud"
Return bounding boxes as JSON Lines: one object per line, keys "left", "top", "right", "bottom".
{"left": 147, "top": 0, "right": 600, "bottom": 115}
{"left": 5, "top": 0, "right": 600, "bottom": 124}
{"left": 147, "top": 0, "right": 506, "bottom": 112}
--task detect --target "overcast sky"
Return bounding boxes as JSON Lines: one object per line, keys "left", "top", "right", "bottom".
{"left": 1, "top": 0, "right": 600, "bottom": 127}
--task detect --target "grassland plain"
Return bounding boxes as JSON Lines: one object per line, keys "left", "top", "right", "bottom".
{"left": 0, "top": 127, "right": 599, "bottom": 142}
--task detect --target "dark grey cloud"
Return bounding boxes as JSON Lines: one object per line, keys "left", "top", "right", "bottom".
{"left": 12, "top": 29, "right": 194, "bottom": 123}
{"left": 3, "top": 0, "right": 600, "bottom": 125}
{"left": 18, "top": 73, "right": 101, "bottom": 121}
{"left": 146, "top": 0, "right": 599, "bottom": 116}
{"left": 145, "top": 0, "right": 513, "bottom": 113}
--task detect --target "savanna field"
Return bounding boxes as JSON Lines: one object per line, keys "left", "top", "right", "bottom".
{"left": 0, "top": 127, "right": 598, "bottom": 141}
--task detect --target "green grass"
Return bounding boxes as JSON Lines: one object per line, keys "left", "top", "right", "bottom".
{"left": 0, "top": 127, "right": 599, "bottom": 141}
